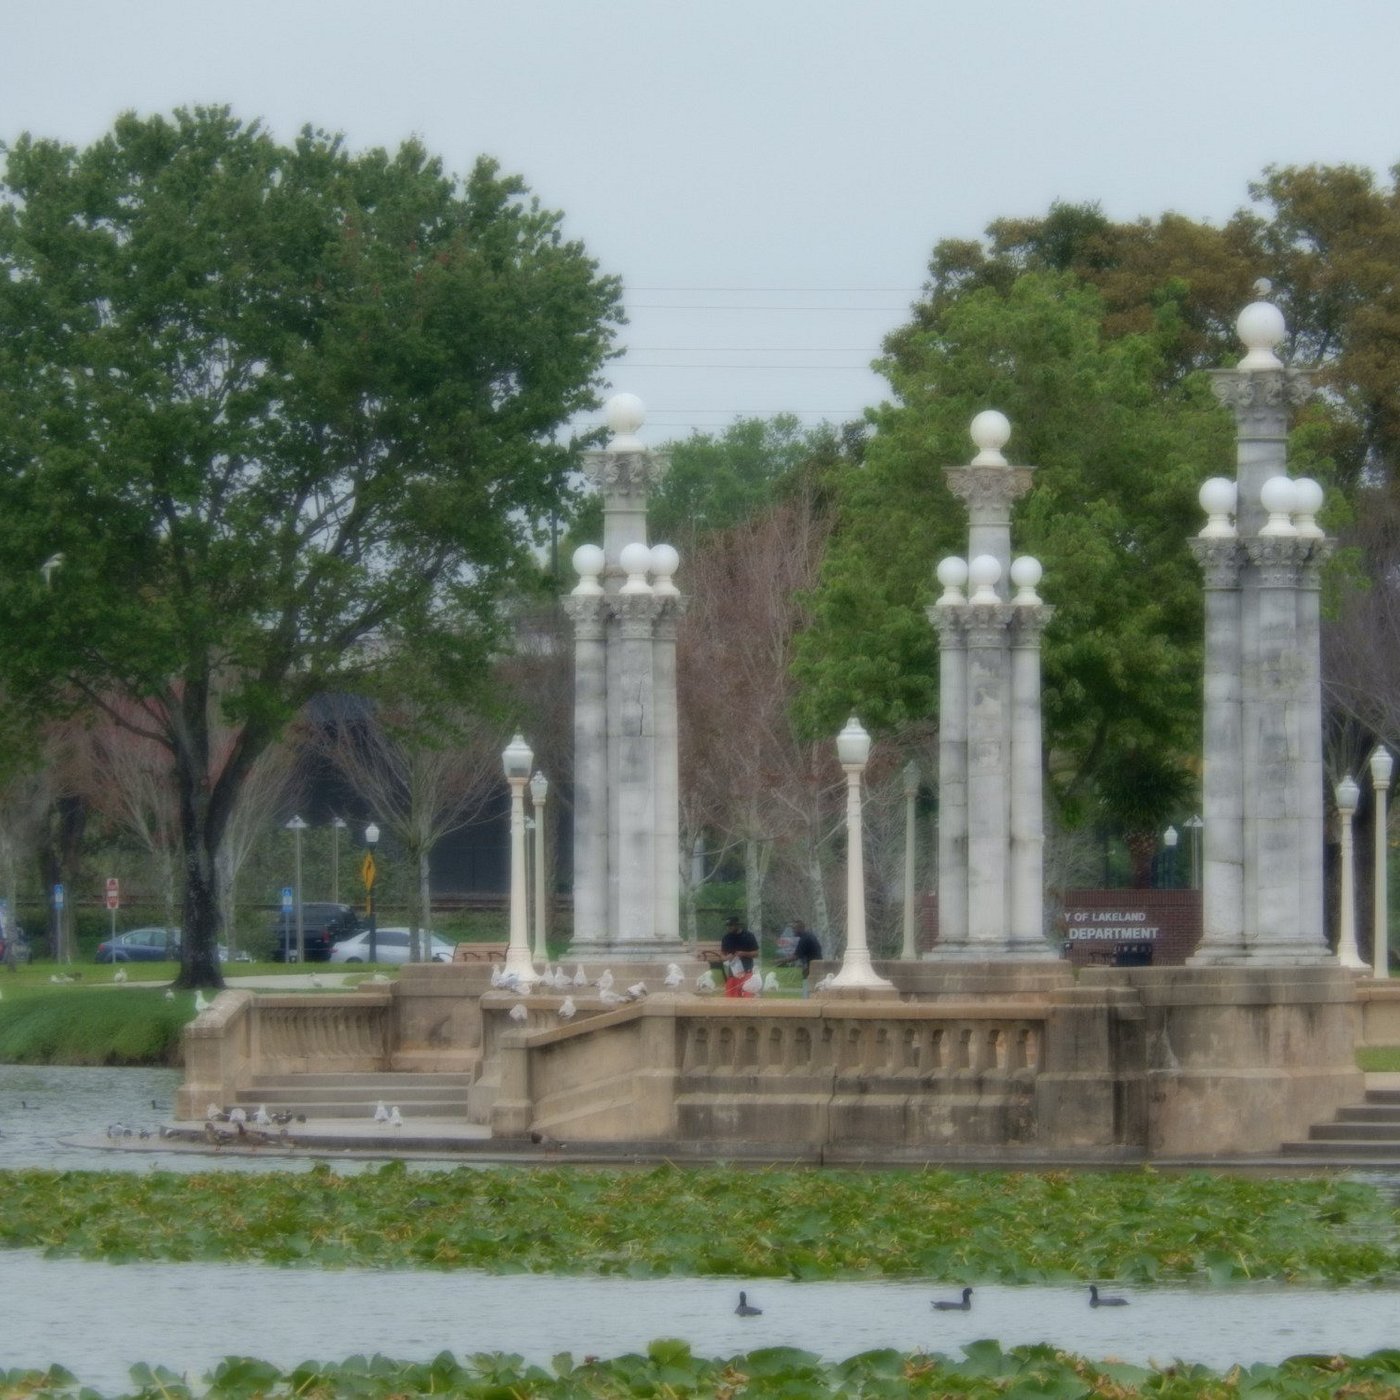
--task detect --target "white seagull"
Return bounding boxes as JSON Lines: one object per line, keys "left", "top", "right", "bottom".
{"left": 113, "top": 967, "right": 127, "bottom": 984}
{"left": 193, "top": 989, "right": 210, "bottom": 1013}
{"left": 373, "top": 1101, "right": 390, "bottom": 1122}
{"left": 595, "top": 968, "right": 614, "bottom": 992}
{"left": 558, "top": 996, "right": 576, "bottom": 1019}
{"left": 762, "top": 971, "right": 781, "bottom": 993}
{"left": 572, "top": 965, "right": 588, "bottom": 987}
{"left": 253, "top": 1105, "right": 272, "bottom": 1127}
{"left": 663, "top": 963, "right": 685, "bottom": 988}
{"left": 509, "top": 1002, "right": 528, "bottom": 1022}
{"left": 695, "top": 970, "right": 718, "bottom": 994}
{"left": 388, "top": 1106, "right": 403, "bottom": 1127}
{"left": 626, "top": 981, "right": 647, "bottom": 1000}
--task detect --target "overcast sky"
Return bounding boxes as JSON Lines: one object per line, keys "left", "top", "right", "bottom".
{"left": 4, "top": 1, "right": 1398, "bottom": 446}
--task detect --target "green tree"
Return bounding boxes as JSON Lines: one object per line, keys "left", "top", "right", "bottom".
{"left": 0, "top": 107, "right": 622, "bottom": 986}
{"left": 795, "top": 273, "right": 1232, "bottom": 836}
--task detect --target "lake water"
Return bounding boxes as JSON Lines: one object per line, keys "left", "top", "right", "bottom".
{"left": 3, "top": 1255, "right": 1400, "bottom": 1393}
{"left": 4, "top": 1065, "right": 1400, "bottom": 1392}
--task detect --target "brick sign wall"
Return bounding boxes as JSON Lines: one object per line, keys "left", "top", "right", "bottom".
{"left": 1055, "top": 889, "right": 1202, "bottom": 966}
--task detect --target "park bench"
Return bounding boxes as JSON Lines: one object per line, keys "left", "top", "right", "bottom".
{"left": 450, "top": 942, "right": 509, "bottom": 963}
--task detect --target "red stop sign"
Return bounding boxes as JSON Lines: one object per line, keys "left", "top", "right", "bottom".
{"left": 105, "top": 877, "right": 119, "bottom": 911}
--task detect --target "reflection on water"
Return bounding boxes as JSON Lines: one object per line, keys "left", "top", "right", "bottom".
{"left": 4, "top": 1254, "right": 1400, "bottom": 1393}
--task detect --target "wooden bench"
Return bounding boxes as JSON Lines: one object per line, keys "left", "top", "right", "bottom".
{"left": 451, "top": 942, "right": 509, "bottom": 964}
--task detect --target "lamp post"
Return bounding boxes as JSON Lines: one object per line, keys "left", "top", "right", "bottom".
{"left": 901, "top": 760, "right": 920, "bottom": 960}
{"left": 530, "top": 771, "right": 549, "bottom": 967}
{"left": 1372, "top": 747, "right": 1394, "bottom": 979}
{"left": 829, "top": 718, "right": 894, "bottom": 991}
{"left": 363, "top": 822, "right": 380, "bottom": 963}
{"left": 502, "top": 734, "right": 539, "bottom": 984}
{"left": 1163, "top": 826, "right": 1179, "bottom": 890}
{"left": 329, "top": 816, "right": 346, "bottom": 905}
{"left": 1335, "top": 776, "right": 1366, "bottom": 970}
{"left": 1185, "top": 815, "right": 1204, "bottom": 889}
{"left": 285, "top": 816, "right": 308, "bottom": 963}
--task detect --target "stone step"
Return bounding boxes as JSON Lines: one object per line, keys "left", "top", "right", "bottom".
{"left": 1335, "top": 1104, "right": 1400, "bottom": 1124}
{"left": 247, "top": 1073, "right": 474, "bottom": 1090}
{"left": 1281, "top": 1137, "right": 1400, "bottom": 1159}
{"left": 1307, "top": 1121, "right": 1400, "bottom": 1143}
{"left": 237, "top": 1084, "right": 471, "bottom": 1106}
{"left": 1362, "top": 1088, "right": 1400, "bottom": 1105}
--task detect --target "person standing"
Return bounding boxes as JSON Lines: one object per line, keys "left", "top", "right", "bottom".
{"left": 791, "top": 920, "right": 823, "bottom": 997}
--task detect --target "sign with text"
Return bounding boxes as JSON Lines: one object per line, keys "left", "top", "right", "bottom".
{"left": 1056, "top": 889, "right": 1202, "bottom": 966}
{"left": 105, "top": 877, "right": 120, "bottom": 911}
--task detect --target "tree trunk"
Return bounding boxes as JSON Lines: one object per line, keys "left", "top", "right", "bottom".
{"left": 1125, "top": 831, "right": 1157, "bottom": 889}
{"left": 416, "top": 847, "right": 432, "bottom": 962}
{"left": 744, "top": 835, "right": 768, "bottom": 944}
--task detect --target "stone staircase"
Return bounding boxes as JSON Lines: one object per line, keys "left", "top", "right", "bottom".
{"left": 1282, "top": 1086, "right": 1400, "bottom": 1161}
{"left": 229, "top": 1072, "right": 476, "bottom": 1123}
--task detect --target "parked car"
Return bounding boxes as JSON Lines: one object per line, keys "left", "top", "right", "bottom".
{"left": 270, "top": 902, "right": 364, "bottom": 962}
{"left": 95, "top": 927, "right": 182, "bottom": 963}
{"left": 329, "top": 927, "right": 455, "bottom": 965}
{"left": 0, "top": 926, "right": 31, "bottom": 966}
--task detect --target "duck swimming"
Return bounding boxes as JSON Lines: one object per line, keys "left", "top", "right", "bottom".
{"left": 1089, "top": 1284, "right": 1128, "bottom": 1307}
{"left": 932, "top": 1287, "right": 973, "bottom": 1311}
{"left": 735, "top": 1291, "right": 762, "bottom": 1317}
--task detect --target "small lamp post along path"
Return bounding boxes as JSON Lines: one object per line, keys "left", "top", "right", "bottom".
{"left": 330, "top": 816, "right": 347, "bottom": 906}
{"left": 901, "top": 760, "right": 920, "bottom": 960}
{"left": 363, "top": 823, "right": 380, "bottom": 964}
{"left": 286, "top": 816, "right": 308, "bottom": 963}
{"left": 829, "top": 717, "right": 895, "bottom": 992}
{"left": 530, "top": 771, "right": 549, "bottom": 967}
{"left": 1163, "top": 825, "right": 1179, "bottom": 890}
{"left": 1372, "top": 747, "right": 1394, "bottom": 979}
{"left": 1336, "top": 776, "right": 1366, "bottom": 970}
{"left": 503, "top": 735, "right": 539, "bottom": 985}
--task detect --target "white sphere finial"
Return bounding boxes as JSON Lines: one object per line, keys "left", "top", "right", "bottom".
{"left": 969, "top": 410, "right": 1011, "bottom": 466}
{"left": 1237, "top": 292, "right": 1286, "bottom": 371}
{"left": 649, "top": 542, "right": 681, "bottom": 596}
{"left": 605, "top": 393, "right": 646, "bottom": 450}
{"left": 1198, "top": 478, "right": 1238, "bottom": 539}
{"left": 1293, "top": 477, "right": 1325, "bottom": 539}
{"left": 935, "top": 556, "right": 968, "bottom": 605}
{"left": 619, "top": 540, "right": 653, "bottom": 594}
{"left": 1259, "top": 476, "right": 1299, "bottom": 536}
{"left": 571, "top": 543, "right": 605, "bottom": 596}
{"left": 967, "top": 553, "right": 1002, "bottom": 603}
{"left": 1009, "top": 555, "right": 1043, "bottom": 604}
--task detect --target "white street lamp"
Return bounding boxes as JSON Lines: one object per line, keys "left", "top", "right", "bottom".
{"left": 1163, "top": 825, "right": 1179, "bottom": 889}
{"left": 285, "top": 816, "right": 308, "bottom": 963}
{"left": 363, "top": 822, "right": 380, "bottom": 963}
{"left": 1372, "top": 747, "right": 1394, "bottom": 979}
{"left": 901, "top": 760, "right": 920, "bottom": 960}
{"left": 329, "top": 816, "right": 347, "bottom": 905}
{"left": 829, "top": 718, "right": 894, "bottom": 992}
{"left": 1335, "top": 776, "right": 1366, "bottom": 970}
{"left": 529, "top": 771, "right": 550, "bottom": 967}
{"left": 502, "top": 735, "right": 539, "bottom": 984}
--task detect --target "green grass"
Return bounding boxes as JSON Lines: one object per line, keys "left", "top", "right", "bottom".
{"left": 0, "top": 985, "right": 195, "bottom": 1065}
{"left": 1358, "top": 1045, "right": 1400, "bottom": 1071}
{"left": 2, "top": 1163, "right": 1395, "bottom": 1287}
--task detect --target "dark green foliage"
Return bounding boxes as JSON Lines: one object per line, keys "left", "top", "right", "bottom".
{"left": 0, "top": 1165, "right": 1393, "bottom": 1286}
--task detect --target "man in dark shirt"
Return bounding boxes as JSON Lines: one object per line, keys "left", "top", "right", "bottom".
{"left": 720, "top": 915, "right": 759, "bottom": 986}
{"left": 790, "top": 921, "right": 823, "bottom": 996}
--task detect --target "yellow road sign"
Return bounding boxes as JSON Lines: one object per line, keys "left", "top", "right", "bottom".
{"left": 360, "top": 851, "right": 377, "bottom": 889}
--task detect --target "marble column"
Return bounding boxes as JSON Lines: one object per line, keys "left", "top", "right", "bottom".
{"left": 1008, "top": 566, "right": 1054, "bottom": 957}
{"left": 927, "top": 583, "right": 968, "bottom": 957}
{"left": 564, "top": 571, "right": 609, "bottom": 949}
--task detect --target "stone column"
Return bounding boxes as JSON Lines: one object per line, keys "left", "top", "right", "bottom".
{"left": 927, "top": 597, "right": 968, "bottom": 957}
{"left": 650, "top": 551, "right": 684, "bottom": 942}
{"left": 614, "top": 580, "right": 660, "bottom": 947}
{"left": 1296, "top": 535, "right": 1332, "bottom": 947}
{"left": 1008, "top": 573, "right": 1055, "bottom": 958}
{"left": 1188, "top": 535, "right": 1246, "bottom": 963}
{"left": 564, "top": 568, "right": 609, "bottom": 950}
{"left": 963, "top": 598, "right": 1011, "bottom": 951}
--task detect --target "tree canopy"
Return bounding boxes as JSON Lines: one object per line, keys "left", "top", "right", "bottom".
{"left": 0, "top": 107, "right": 623, "bottom": 983}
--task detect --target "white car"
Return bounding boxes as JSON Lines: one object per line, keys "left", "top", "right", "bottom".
{"left": 328, "top": 926, "right": 455, "bottom": 964}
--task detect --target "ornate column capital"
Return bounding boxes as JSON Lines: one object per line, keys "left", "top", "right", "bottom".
{"left": 652, "top": 593, "right": 689, "bottom": 638}
{"left": 1189, "top": 537, "right": 1245, "bottom": 590}
{"left": 926, "top": 603, "right": 967, "bottom": 643}
{"left": 1209, "top": 367, "right": 1315, "bottom": 433}
{"left": 1297, "top": 537, "right": 1335, "bottom": 590}
{"left": 616, "top": 592, "right": 664, "bottom": 638}
{"left": 1010, "top": 604, "right": 1054, "bottom": 645}
{"left": 944, "top": 464, "right": 1035, "bottom": 515}
{"left": 963, "top": 602, "right": 1012, "bottom": 646}
{"left": 1245, "top": 536, "right": 1311, "bottom": 588}
{"left": 563, "top": 593, "right": 609, "bottom": 640}
{"left": 582, "top": 448, "right": 671, "bottom": 501}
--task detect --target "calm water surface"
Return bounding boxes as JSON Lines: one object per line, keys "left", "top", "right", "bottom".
{"left": 4, "top": 1066, "right": 1400, "bottom": 1391}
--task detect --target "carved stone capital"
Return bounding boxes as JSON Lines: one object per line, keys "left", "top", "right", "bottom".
{"left": 581, "top": 448, "right": 671, "bottom": 499}
{"left": 944, "top": 464, "right": 1034, "bottom": 515}
{"left": 563, "top": 594, "right": 608, "bottom": 641}
{"left": 1297, "top": 537, "right": 1335, "bottom": 590}
{"left": 1010, "top": 604, "right": 1054, "bottom": 645}
{"left": 652, "top": 593, "right": 689, "bottom": 638}
{"left": 616, "top": 592, "right": 664, "bottom": 638}
{"left": 963, "top": 601, "right": 1012, "bottom": 646}
{"left": 1189, "top": 537, "right": 1244, "bottom": 590}
{"left": 926, "top": 603, "right": 967, "bottom": 644}
{"left": 1209, "top": 367, "right": 1314, "bottom": 433}
{"left": 1244, "top": 536, "right": 1310, "bottom": 587}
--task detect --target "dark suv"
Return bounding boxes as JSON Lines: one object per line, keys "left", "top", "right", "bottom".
{"left": 270, "top": 903, "right": 363, "bottom": 962}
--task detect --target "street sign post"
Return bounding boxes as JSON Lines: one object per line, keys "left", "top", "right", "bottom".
{"left": 105, "top": 876, "right": 119, "bottom": 951}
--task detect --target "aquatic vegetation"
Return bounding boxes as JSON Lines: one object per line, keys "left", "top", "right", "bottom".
{"left": 7, "top": 1340, "right": 1400, "bottom": 1399}
{"left": 0, "top": 1163, "right": 1396, "bottom": 1286}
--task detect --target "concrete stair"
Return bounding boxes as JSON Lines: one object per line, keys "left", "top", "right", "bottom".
{"left": 1281, "top": 1087, "right": 1400, "bottom": 1160}
{"left": 230, "top": 1072, "right": 476, "bottom": 1122}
